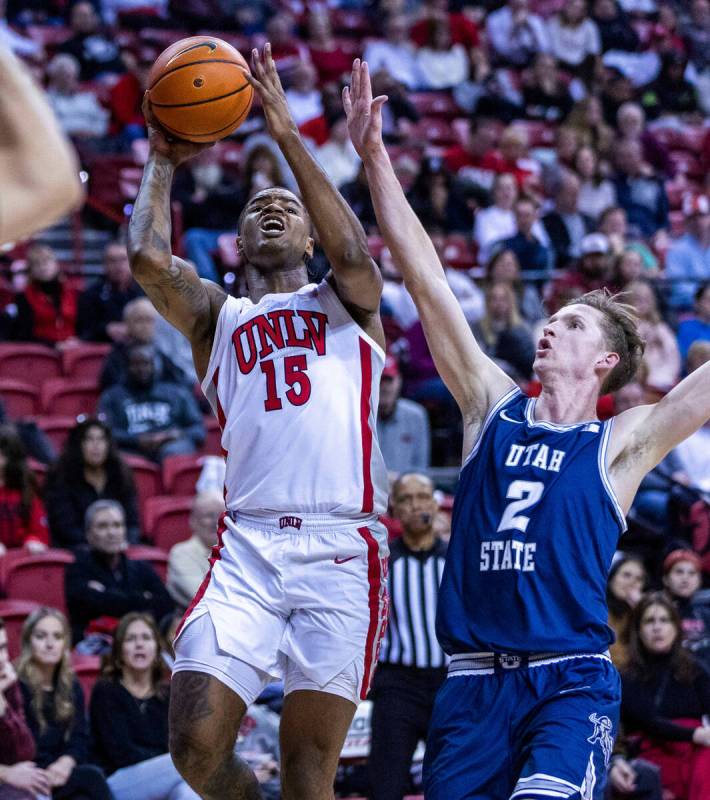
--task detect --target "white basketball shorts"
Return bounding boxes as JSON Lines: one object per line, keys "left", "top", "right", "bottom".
{"left": 173, "top": 511, "right": 389, "bottom": 706}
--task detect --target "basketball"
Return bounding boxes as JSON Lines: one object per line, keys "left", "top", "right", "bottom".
{"left": 147, "top": 36, "right": 253, "bottom": 143}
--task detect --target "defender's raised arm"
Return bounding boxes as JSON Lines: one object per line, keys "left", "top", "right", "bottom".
{"left": 343, "top": 59, "right": 512, "bottom": 425}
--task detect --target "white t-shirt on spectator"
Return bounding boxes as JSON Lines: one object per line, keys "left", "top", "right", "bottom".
{"left": 486, "top": 7, "right": 550, "bottom": 65}
{"left": 316, "top": 140, "right": 361, "bottom": 188}
{"left": 415, "top": 44, "right": 470, "bottom": 90}
{"left": 47, "top": 89, "right": 109, "bottom": 138}
{"left": 674, "top": 425, "right": 710, "bottom": 492}
{"left": 284, "top": 88, "right": 324, "bottom": 126}
{"left": 0, "top": 20, "right": 42, "bottom": 57}
{"left": 546, "top": 16, "right": 601, "bottom": 66}
{"left": 362, "top": 40, "right": 420, "bottom": 89}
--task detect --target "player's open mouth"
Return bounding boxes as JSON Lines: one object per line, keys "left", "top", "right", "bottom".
{"left": 260, "top": 216, "right": 286, "bottom": 236}
{"left": 536, "top": 338, "right": 552, "bottom": 354}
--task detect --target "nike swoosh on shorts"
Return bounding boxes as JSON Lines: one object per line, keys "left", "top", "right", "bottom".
{"left": 334, "top": 556, "right": 358, "bottom": 564}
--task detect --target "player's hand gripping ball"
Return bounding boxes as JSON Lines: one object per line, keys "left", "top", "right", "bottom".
{"left": 147, "top": 37, "right": 253, "bottom": 143}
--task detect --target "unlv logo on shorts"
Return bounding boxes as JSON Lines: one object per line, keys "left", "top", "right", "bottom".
{"left": 499, "top": 654, "right": 522, "bottom": 670}
{"left": 279, "top": 516, "right": 303, "bottom": 530}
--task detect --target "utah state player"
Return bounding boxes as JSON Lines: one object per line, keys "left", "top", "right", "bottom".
{"left": 344, "top": 59, "right": 710, "bottom": 799}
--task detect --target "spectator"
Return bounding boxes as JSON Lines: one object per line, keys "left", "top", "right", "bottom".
{"left": 471, "top": 283, "right": 535, "bottom": 378}
{"left": 671, "top": 342, "right": 710, "bottom": 493}
{"left": 100, "top": 0, "right": 168, "bottom": 26}
{"left": 315, "top": 113, "right": 360, "bottom": 189}
{"left": 542, "top": 171, "right": 591, "bottom": 268}
{"left": 16, "top": 608, "right": 112, "bottom": 799}
{"left": 641, "top": 51, "right": 699, "bottom": 121}
{"left": 409, "top": 0, "right": 480, "bottom": 50}
{"left": 107, "top": 48, "right": 151, "bottom": 146}
{"left": 0, "top": 0, "right": 42, "bottom": 58}
{"left": 240, "top": 139, "right": 294, "bottom": 199}
{"left": 574, "top": 145, "right": 617, "bottom": 223}
{"left": 98, "top": 343, "right": 205, "bottom": 462}
{"left": 45, "top": 418, "right": 139, "bottom": 549}
{"left": 565, "top": 96, "right": 615, "bottom": 156}
{"left": 0, "top": 425, "right": 48, "bottom": 557}
{"left": 546, "top": 0, "right": 601, "bottom": 80}
{"left": 613, "top": 139, "right": 669, "bottom": 238}
{"left": 611, "top": 248, "right": 646, "bottom": 290}
{"left": 486, "top": 0, "right": 550, "bottom": 67}
{"left": 65, "top": 500, "right": 174, "bottom": 644}
{"left": 264, "top": 13, "right": 311, "bottom": 84}
{"left": 99, "top": 298, "right": 191, "bottom": 391}
{"left": 616, "top": 103, "right": 672, "bottom": 179}
{"left": 499, "top": 196, "right": 552, "bottom": 274}
{"left": 607, "top": 554, "right": 647, "bottom": 669}
{"left": 626, "top": 279, "right": 681, "bottom": 390}
{"left": 521, "top": 53, "right": 574, "bottom": 123}
{"left": 486, "top": 248, "right": 545, "bottom": 323}
{"left": 683, "top": 0, "right": 710, "bottom": 75}
{"left": 6, "top": 244, "right": 79, "bottom": 347}
{"left": 341, "top": 164, "right": 378, "bottom": 230}
{"left": 665, "top": 194, "right": 710, "bottom": 311}
{"left": 0, "top": 616, "right": 49, "bottom": 800}
{"left": 306, "top": 9, "right": 352, "bottom": 86}
{"left": 620, "top": 592, "right": 710, "bottom": 800}
{"left": 407, "top": 156, "right": 473, "bottom": 234}
{"left": 167, "top": 491, "right": 223, "bottom": 609}
{"left": 591, "top": 0, "right": 640, "bottom": 52}
{"left": 376, "top": 356, "right": 430, "bottom": 474}
{"left": 605, "top": 754, "right": 663, "bottom": 800}
{"left": 284, "top": 61, "right": 324, "bottom": 131}
{"left": 414, "top": 17, "right": 469, "bottom": 90}
{"left": 45, "top": 54, "right": 109, "bottom": 142}
{"left": 362, "top": 14, "right": 420, "bottom": 90}
{"left": 57, "top": 1, "right": 125, "bottom": 80}
{"left": 677, "top": 283, "right": 710, "bottom": 363}
{"left": 663, "top": 550, "right": 710, "bottom": 673}
{"left": 368, "top": 473, "right": 447, "bottom": 800}
{"left": 77, "top": 241, "right": 143, "bottom": 343}
{"left": 89, "top": 613, "right": 199, "bottom": 800}
{"left": 473, "top": 173, "right": 519, "bottom": 264}
{"left": 443, "top": 116, "right": 502, "bottom": 193}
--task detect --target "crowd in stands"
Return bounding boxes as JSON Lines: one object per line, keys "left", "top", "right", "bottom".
{"left": 0, "top": 0, "right": 709, "bottom": 796}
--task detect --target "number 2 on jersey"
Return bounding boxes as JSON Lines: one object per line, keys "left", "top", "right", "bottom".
{"left": 261, "top": 355, "right": 311, "bottom": 411}
{"left": 497, "top": 480, "right": 543, "bottom": 533}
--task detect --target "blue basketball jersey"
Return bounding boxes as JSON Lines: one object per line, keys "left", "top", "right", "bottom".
{"left": 437, "top": 387, "right": 626, "bottom": 655}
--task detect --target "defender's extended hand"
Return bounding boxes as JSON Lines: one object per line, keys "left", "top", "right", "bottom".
{"left": 342, "top": 59, "right": 388, "bottom": 160}
{"left": 142, "top": 93, "right": 214, "bottom": 166}
{"left": 246, "top": 44, "right": 297, "bottom": 144}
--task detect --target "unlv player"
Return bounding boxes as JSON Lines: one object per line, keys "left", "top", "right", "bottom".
{"left": 128, "top": 46, "right": 388, "bottom": 800}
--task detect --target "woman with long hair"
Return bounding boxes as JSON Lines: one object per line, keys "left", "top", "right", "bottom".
{"left": 621, "top": 592, "right": 710, "bottom": 800}
{"left": 90, "top": 613, "right": 200, "bottom": 800}
{"left": 486, "top": 248, "right": 544, "bottom": 324}
{"left": 45, "top": 418, "right": 139, "bottom": 548}
{"left": 0, "top": 424, "right": 48, "bottom": 557}
{"left": 407, "top": 156, "right": 473, "bottom": 233}
{"left": 607, "top": 554, "right": 647, "bottom": 670}
{"left": 17, "top": 607, "right": 112, "bottom": 799}
{"left": 574, "top": 145, "right": 616, "bottom": 223}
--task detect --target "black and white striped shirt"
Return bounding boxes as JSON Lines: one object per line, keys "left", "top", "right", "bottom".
{"left": 379, "top": 537, "right": 448, "bottom": 669}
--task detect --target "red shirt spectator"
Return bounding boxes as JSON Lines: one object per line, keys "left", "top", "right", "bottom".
{"left": 306, "top": 9, "right": 354, "bottom": 86}
{"left": 411, "top": 9, "right": 480, "bottom": 49}
{"left": 444, "top": 117, "right": 505, "bottom": 192}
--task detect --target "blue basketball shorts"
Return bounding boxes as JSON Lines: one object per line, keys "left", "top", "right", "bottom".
{"left": 423, "top": 652, "right": 620, "bottom": 800}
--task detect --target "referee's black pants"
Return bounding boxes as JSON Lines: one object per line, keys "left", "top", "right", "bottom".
{"left": 367, "top": 663, "right": 447, "bottom": 800}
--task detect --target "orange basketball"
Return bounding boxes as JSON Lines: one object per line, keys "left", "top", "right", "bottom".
{"left": 147, "top": 36, "right": 253, "bottom": 143}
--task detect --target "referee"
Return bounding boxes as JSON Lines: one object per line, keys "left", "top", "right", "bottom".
{"left": 368, "top": 473, "right": 448, "bottom": 800}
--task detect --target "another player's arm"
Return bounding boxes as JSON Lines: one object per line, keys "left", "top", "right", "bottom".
{"left": 344, "top": 60, "right": 513, "bottom": 419}
{"left": 127, "top": 104, "right": 227, "bottom": 379}
{"left": 0, "top": 45, "right": 83, "bottom": 244}
{"left": 609, "top": 359, "right": 710, "bottom": 510}
{"left": 246, "top": 46, "right": 382, "bottom": 319}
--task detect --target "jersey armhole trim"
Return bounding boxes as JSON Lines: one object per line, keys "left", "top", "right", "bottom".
{"left": 598, "top": 417, "right": 628, "bottom": 533}
{"left": 199, "top": 296, "right": 238, "bottom": 398}
{"left": 462, "top": 386, "right": 522, "bottom": 468}
{"left": 318, "top": 278, "right": 386, "bottom": 361}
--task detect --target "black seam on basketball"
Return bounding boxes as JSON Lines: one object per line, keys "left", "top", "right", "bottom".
{"left": 167, "top": 41, "right": 217, "bottom": 63}
{"left": 159, "top": 94, "right": 252, "bottom": 138}
{"left": 149, "top": 59, "right": 247, "bottom": 90}
{"left": 150, "top": 83, "right": 250, "bottom": 108}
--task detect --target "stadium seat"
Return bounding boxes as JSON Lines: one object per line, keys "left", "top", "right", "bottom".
{"left": 126, "top": 545, "right": 169, "bottom": 582}
{"left": 0, "top": 379, "right": 39, "bottom": 417}
{"left": 162, "top": 453, "right": 204, "bottom": 496}
{"left": 62, "top": 343, "right": 111, "bottom": 380}
{"left": 201, "top": 417, "right": 223, "bottom": 456}
{"left": 143, "top": 495, "right": 193, "bottom": 552}
{"left": 444, "top": 234, "right": 476, "bottom": 269}
{"left": 36, "top": 416, "right": 76, "bottom": 452}
{"left": 409, "top": 92, "right": 459, "bottom": 120}
{"left": 0, "top": 599, "right": 40, "bottom": 659}
{"left": 4, "top": 550, "right": 75, "bottom": 614}
{"left": 0, "top": 344, "right": 61, "bottom": 383}
{"left": 414, "top": 117, "right": 457, "bottom": 147}
{"left": 40, "top": 379, "right": 100, "bottom": 416}
{"left": 122, "top": 454, "right": 162, "bottom": 513}
{"left": 71, "top": 654, "right": 102, "bottom": 703}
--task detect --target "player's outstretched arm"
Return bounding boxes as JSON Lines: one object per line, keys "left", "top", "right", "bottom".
{"left": 0, "top": 45, "right": 83, "bottom": 244}
{"left": 343, "top": 59, "right": 513, "bottom": 419}
{"left": 127, "top": 100, "right": 226, "bottom": 378}
{"left": 246, "top": 45, "right": 382, "bottom": 318}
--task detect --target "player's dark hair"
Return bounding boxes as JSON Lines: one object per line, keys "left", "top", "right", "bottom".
{"left": 564, "top": 289, "right": 645, "bottom": 394}
{"left": 624, "top": 592, "right": 697, "bottom": 684}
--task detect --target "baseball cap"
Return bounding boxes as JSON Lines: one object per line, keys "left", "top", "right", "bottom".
{"left": 681, "top": 193, "right": 710, "bottom": 217}
{"left": 382, "top": 355, "right": 400, "bottom": 379}
{"left": 662, "top": 548, "right": 702, "bottom": 574}
{"left": 580, "top": 233, "right": 610, "bottom": 255}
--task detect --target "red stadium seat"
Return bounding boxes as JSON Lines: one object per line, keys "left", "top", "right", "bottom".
{"left": 162, "top": 454, "right": 204, "bottom": 496}
{"left": 126, "top": 545, "right": 169, "bottom": 582}
{"left": 200, "top": 417, "right": 223, "bottom": 456}
{"left": 36, "top": 416, "right": 76, "bottom": 452}
{"left": 143, "top": 495, "right": 193, "bottom": 552}
{"left": 0, "top": 599, "right": 40, "bottom": 659}
{"left": 4, "top": 550, "right": 75, "bottom": 614}
{"left": 409, "top": 92, "right": 459, "bottom": 120}
{"left": 0, "top": 380, "right": 39, "bottom": 417}
{"left": 62, "top": 344, "right": 111, "bottom": 380}
{"left": 0, "top": 344, "right": 61, "bottom": 383}
{"left": 122, "top": 454, "right": 162, "bottom": 513}
{"left": 71, "top": 654, "right": 102, "bottom": 702}
{"left": 443, "top": 234, "right": 476, "bottom": 269}
{"left": 414, "top": 118, "right": 457, "bottom": 147}
{"left": 41, "top": 379, "right": 100, "bottom": 416}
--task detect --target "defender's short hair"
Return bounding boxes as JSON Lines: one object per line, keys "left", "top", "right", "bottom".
{"left": 564, "top": 289, "right": 645, "bottom": 394}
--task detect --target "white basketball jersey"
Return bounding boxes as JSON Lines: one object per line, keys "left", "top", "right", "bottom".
{"left": 201, "top": 279, "right": 388, "bottom": 516}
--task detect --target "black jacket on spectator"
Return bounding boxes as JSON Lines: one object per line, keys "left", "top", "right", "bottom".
{"left": 65, "top": 550, "right": 174, "bottom": 643}
{"left": 90, "top": 679, "right": 169, "bottom": 775}
{"left": 76, "top": 278, "right": 143, "bottom": 343}
{"left": 19, "top": 679, "right": 88, "bottom": 768}
{"left": 99, "top": 342, "right": 191, "bottom": 391}
{"left": 592, "top": 11, "right": 640, "bottom": 52}
{"left": 542, "top": 210, "right": 593, "bottom": 268}
{"left": 58, "top": 33, "right": 125, "bottom": 80}
{"left": 44, "top": 473, "right": 140, "bottom": 549}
